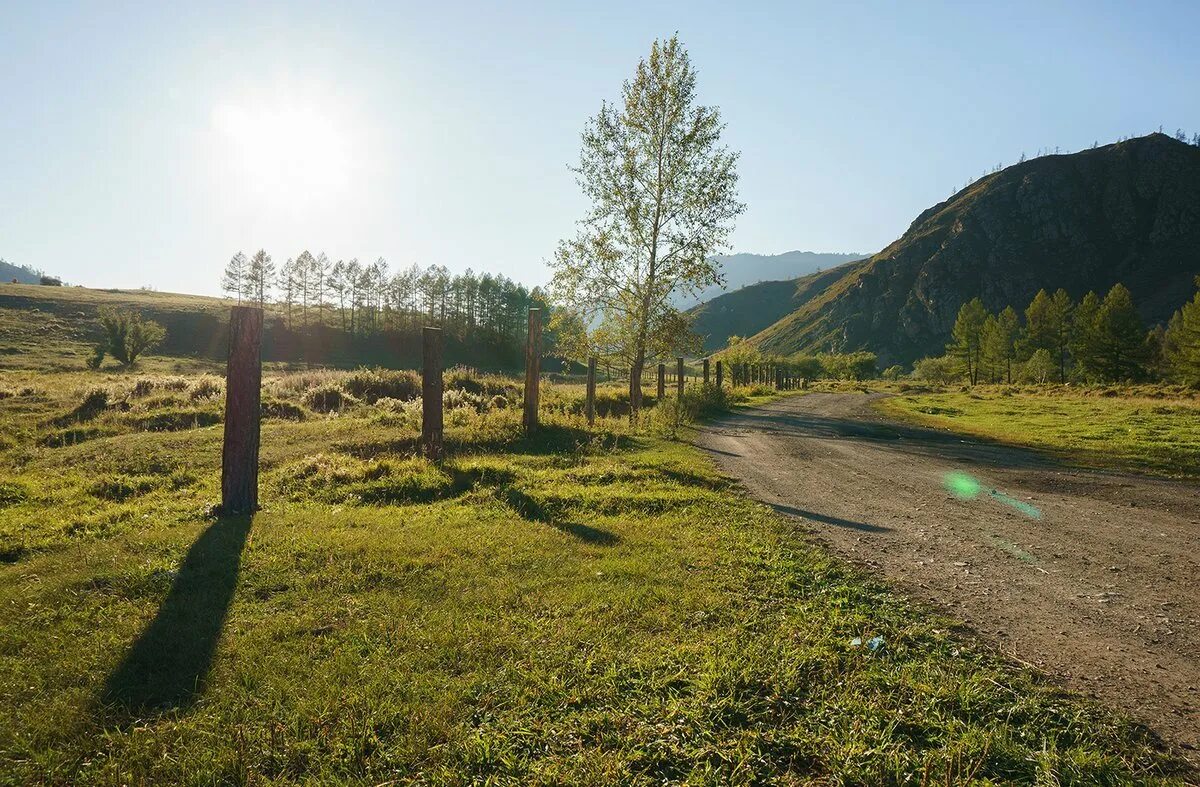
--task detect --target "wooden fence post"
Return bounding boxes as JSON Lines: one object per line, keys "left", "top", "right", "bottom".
{"left": 523, "top": 308, "right": 541, "bottom": 433}
{"left": 657, "top": 363, "right": 666, "bottom": 401}
{"left": 776, "top": 368, "right": 783, "bottom": 390}
{"left": 703, "top": 358, "right": 710, "bottom": 386}
{"left": 716, "top": 360, "right": 723, "bottom": 389}
{"left": 221, "top": 305, "right": 263, "bottom": 515}
{"left": 422, "top": 327, "right": 443, "bottom": 461}
{"left": 676, "top": 357, "right": 685, "bottom": 398}
{"left": 586, "top": 356, "right": 597, "bottom": 426}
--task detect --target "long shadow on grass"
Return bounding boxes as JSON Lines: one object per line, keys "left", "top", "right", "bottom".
{"left": 769, "top": 503, "right": 890, "bottom": 533}
{"left": 338, "top": 422, "right": 632, "bottom": 460}
{"left": 502, "top": 486, "right": 619, "bottom": 545}
{"left": 100, "top": 514, "right": 252, "bottom": 714}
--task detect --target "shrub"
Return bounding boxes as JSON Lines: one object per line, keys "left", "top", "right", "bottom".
{"left": 304, "top": 385, "right": 357, "bottom": 413}
{"left": 341, "top": 368, "right": 420, "bottom": 403}
{"left": 92, "top": 307, "right": 166, "bottom": 368}
{"left": 913, "top": 355, "right": 960, "bottom": 385}
{"left": 881, "top": 365, "right": 906, "bottom": 381}
{"left": 131, "top": 378, "right": 156, "bottom": 397}
{"left": 188, "top": 376, "right": 224, "bottom": 401}
{"left": 76, "top": 387, "right": 110, "bottom": 419}
{"left": 129, "top": 408, "right": 222, "bottom": 432}
{"left": 261, "top": 397, "right": 306, "bottom": 421}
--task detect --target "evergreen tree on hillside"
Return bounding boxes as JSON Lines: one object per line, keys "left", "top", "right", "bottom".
{"left": 247, "top": 249, "right": 274, "bottom": 306}
{"left": 221, "top": 251, "right": 248, "bottom": 303}
{"left": 1077, "top": 284, "right": 1145, "bottom": 380}
{"left": 949, "top": 298, "right": 988, "bottom": 384}
{"left": 1070, "top": 291, "right": 1102, "bottom": 380}
{"left": 278, "top": 258, "right": 296, "bottom": 327}
{"left": 983, "top": 305, "right": 1020, "bottom": 383}
{"left": 1022, "top": 288, "right": 1073, "bottom": 381}
{"left": 1164, "top": 276, "right": 1200, "bottom": 386}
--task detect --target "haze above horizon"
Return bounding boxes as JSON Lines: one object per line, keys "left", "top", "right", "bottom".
{"left": 3, "top": 1, "right": 1197, "bottom": 295}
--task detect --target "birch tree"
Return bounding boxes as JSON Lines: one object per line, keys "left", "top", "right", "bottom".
{"left": 550, "top": 34, "right": 743, "bottom": 414}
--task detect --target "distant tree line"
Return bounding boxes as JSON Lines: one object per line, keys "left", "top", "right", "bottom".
{"left": 220, "top": 249, "right": 555, "bottom": 368}
{"left": 915, "top": 278, "right": 1200, "bottom": 386}
{"left": 718, "top": 337, "right": 878, "bottom": 382}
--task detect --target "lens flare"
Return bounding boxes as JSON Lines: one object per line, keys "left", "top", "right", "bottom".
{"left": 942, "top": 471, "right": 1042, "bottom": 519}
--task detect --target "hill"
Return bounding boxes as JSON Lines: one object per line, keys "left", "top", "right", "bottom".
{"left": 0, "top": 259, "right": 45, "bottom": 285}
{"left": 739, "top": 133, "right": 1200, "bottom": 365}
{"left": 677, "top": 250, "right": 865, "bottom": 307}
{"left": 0, "top": 283, "right": 544, "bottom": 372}
{"left": 688, "top": 261, "right": 868, "bottom": 351}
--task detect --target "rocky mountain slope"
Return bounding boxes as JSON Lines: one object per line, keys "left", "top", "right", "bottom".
{"left": 722, "top": 133, "right": 1200, "bottom": 365}
{"left": 676, "top": 250, "right": 864, "bottom": 308}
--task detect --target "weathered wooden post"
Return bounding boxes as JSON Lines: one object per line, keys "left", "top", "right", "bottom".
{"left": 716, "top": 360, "right": 723, "bottom": 389}
{"left": 523, "top": 308, "right": 541, "bottom": 433}
{"left": 703, "top": 358, "right": 710, "bottom": 386}
{"left": 221, "top": 305, "right": 263, "bottom": 514}
{"left": 422, "top": 327, "right": 443, "bottom": 461}
{"left": 586, "top": 356, "right": 597, "bottom": 426}
{"left": 657, "top": 363, "right": 666, "bottom": 401}
{"left": 676, "top": 357, "right": 685, "bottom": 398}
{"left": 776, "top": 368, "right": 783, "bottom": 390}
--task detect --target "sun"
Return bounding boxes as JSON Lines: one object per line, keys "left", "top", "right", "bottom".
{"left": 211, "top": 95, "right": 355, "bottom": 204}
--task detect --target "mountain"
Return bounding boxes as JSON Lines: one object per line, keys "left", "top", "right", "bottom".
{"left": 689, "top": 261, "right": 869, "bottom": 351}
{"left": 734, "top": 133, "right": 1200, "bottom": 366}
{"left": 677, "top": 250, "right": 865, "bottom": 308}
{"left": 0, "top": 259, "right": 44, "bottom": 284}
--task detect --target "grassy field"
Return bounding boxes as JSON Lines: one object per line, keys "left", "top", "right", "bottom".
{"left": 0, "top": 364, "right": 1186, "bottom": 784}
{"left": 878, "top": 384, "right": 1200, "bottom": 479}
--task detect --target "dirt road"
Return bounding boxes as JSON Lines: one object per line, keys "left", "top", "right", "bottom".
{"left": 697, "top": 393, "right": 1200, "bottom": 762}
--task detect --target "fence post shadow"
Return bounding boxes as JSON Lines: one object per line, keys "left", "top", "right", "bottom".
{"left": 100, "top": 514, "right": 253, "bottom": 715}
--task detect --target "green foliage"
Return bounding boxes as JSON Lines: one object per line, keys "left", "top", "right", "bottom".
{"left": 788, "top": 354, "right": 824, "bottom": 379}
{"left": 1076, "top": 285, "right": 1146, "bottom": 381}
{"left": 303, "top": 384, "right": 358, "bottom": 413}
{"left": 819, "top": 351, "right": 877, "bottom": 380}
{"left": 912, "top": 354, "right": 960, "bottom": 384}
{"left": 949, "top": 298, "right": 988, "bottom": 384}
{"left": 94, "top": 307, "right": 167, "bottom": 368}
{"left": 880, "top": 364, "right": 905, "bottom": 381}
{"left": 1164, "top": 279, "right": 1200, "bottom": 386}
{"left": 1022, "top": 348, "right": 1056, "bottom": 383}
{"left": 981, "top": 305, "right": 1020, "bottom": 383}
{"left": 550, "top": 34, "right": 744, "bottom": 410}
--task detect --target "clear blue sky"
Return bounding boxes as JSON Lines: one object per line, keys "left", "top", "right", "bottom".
{"left": 3, "top": 1, "right": 1197, "bottom": 295}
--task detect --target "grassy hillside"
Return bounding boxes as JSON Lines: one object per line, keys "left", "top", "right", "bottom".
{"left": 687, "top": 261, "right": 869, "bottom": 352}
{"left": 878, "top": 385, "right": 1200, "bottom": 479}
{"left": 0, "top": 260, "right": 45, "bottom": 285}
{"left": 737, "top": 134, "right": 1200, "bottom": 364}
{"left": 0, "top": 283, "right": 535, "bottom": 372}
{"left": 0, "top": 366, "right": 1183, "bottom": 783}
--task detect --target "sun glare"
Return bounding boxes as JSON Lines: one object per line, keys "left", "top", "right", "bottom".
{"left": 211, "top": 96, "right": 356, "bottom": 204}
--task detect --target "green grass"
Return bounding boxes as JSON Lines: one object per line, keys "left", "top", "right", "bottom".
{"left": 0, "top": 368, "right": 1185, "bottom": 783}
{"left": 878, "top": 385, "right": 1200, "bottom": 479}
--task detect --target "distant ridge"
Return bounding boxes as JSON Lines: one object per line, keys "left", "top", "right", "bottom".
{"left": 677, "top": 250, "right": 865, "bottom": 308}
{"left": 0, "top": 259, "right": 44, "bottom": 285}
{"left": 715, "top": 133, "right": 1200, "bottom": 365}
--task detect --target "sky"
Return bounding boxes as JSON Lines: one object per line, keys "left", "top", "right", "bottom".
{"left": 2, "top": 0, "right": 1198, "bottom": 296}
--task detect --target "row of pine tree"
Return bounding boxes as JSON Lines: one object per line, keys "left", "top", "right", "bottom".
{"left": 220, "top": 250, "right": 548, "bottom": 347}
{"left": 944, "top": 279, "right": 1200, "bottom": 385}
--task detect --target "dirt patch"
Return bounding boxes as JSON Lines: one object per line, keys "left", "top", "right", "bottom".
{"left": 698, "top": 392, "right": 1200, "bottom": 767}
